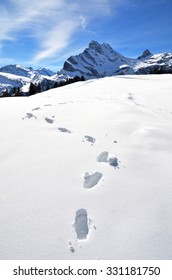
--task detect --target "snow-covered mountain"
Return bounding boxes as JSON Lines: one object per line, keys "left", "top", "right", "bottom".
{"left": 135, "top": 51, "right": 172, "bottom": 74}
{"left": 0, "top": 74, "right": 172, "bottom": 259}
{"left": 0, "top": 64, "right": 67, "bottom": 95}
{"left": 0, "top": 71, "right": 31, "bottom": 93}
{"left": 0, "top": 64, "right": 34, "bottom": 78}
{"left": 59, "top": 40, "right": 137, "bottom": 78}
{"left": 0, "top": 64, "right": 55, "bottom": 78}
{"left": 59, "top": 40, "right": 172, "bottom": 78}
{"left": 35, "top": 67, "right": 56, "bottom": 77}
{"left": 0, "top": 41, "right": 171, "bottom": 95}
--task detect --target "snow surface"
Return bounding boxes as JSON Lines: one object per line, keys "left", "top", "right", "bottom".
{"left": 0, "top": 74, "right": 172, "bottom": 260}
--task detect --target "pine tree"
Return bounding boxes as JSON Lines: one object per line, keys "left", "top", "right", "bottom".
{"left": 28, "top": 83, "right": 37, "bottom": 96}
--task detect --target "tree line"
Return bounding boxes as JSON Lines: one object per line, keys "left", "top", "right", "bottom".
{"left": 0, "top": 75, "right": 85, "bottom": 97}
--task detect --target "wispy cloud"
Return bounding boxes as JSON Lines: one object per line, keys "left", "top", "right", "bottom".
{"left": 0, "top": 0, "right": 128, "bottom": 64}
{"left": 32, "top": 20, "right": 80, "bottom": 63}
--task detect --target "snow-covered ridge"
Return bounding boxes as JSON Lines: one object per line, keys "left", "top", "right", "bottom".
{"left": 0, "top": 41, "right": 172, "bottom": 94}
{"left": 0, "top": 64, "right": 55, "bottom": 78}
{"left": 0, "top": 64, "right": 68, "bottom": 94}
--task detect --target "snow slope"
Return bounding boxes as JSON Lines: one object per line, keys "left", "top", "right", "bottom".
{"left": 0, "top": 74, "right": 172, "bottom": 260}
{"left": 0, "top": 72, "right": 31, "bottom": 93}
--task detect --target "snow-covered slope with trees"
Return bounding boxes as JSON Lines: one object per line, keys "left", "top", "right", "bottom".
{"left": 0, "top": 74, "right": 172, "bottom": 260}
{"left": 0, "top": 64, "right": 67, "bottom": 95}
{"left": 0, "top": 71, "right": 31, "bottom": 94}
{"left": 0, "top": 41, "right": 172, "bottom": 95}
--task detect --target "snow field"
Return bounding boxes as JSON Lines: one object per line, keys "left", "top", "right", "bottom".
{"left": 0, "top": 75, "right": 172, "bottom": 259}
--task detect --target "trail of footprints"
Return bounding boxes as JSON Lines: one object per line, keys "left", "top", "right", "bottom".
{"left": 22, "top": 105, "right": 119, "bottom": 253}
{"left": 72, "top": 152, "right": 119, "bottom": 251}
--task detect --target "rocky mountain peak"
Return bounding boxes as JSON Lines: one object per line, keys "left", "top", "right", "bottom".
{"left": 138, "top": 49, "right": 153, "bottom": 59}
{"left": 88, "top": 40, "right": 105, "bottom": 54}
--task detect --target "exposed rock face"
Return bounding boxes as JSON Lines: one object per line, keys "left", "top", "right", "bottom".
{"left": 138, "top": 49, "right": 153, "bottom": 60}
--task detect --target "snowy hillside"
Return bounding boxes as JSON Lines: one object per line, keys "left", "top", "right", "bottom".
{"left": 59, "top": 41, "right": 172, "bottom": 78}
{"left": 0, "top": 75, "right": 172, "bottom": 260}
{"left": 0, "top": 64, "right": 67, "bottom": 95}
{"left": 0, "top": 72, "right": 31, "bottom": 93}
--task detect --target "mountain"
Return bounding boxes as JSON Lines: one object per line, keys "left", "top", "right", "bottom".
{"left": 135, "top": 52, "right": 172, "bottom": 74}
{"left": 35, "top": 67, "right": 55, "bottom": 76}
{"left": 137, "top": 49, "right": 153, "bottom": 60}
{"left": 0, "top": 41, "right": 172, "bottom": 95}
{"left": 0, "top": 64, "right": 67, "bottom": 95}
{"left": 0, "top": 64, "right": 56, "bottom": 78}
{"left": 0, "top": 64, "right": 34, "bottom": 78}
{"left": 59, "top": 40, "right": 137, "bottom": 78}
{"left": 59, "top": 40, "right": 172, "bottom": 78}
{"left": 0, "top": 71, "right": 31, "bottom": 94}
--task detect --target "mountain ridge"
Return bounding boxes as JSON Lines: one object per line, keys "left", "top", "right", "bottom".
{"left": 0, "top": 40, "right": 172, "bottom": 95}
{"left": 59, "top": 40, "right": 172, "bottom": 78}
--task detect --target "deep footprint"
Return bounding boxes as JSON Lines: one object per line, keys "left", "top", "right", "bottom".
{"left": 58, "top": 127, "right": 71, "bottom": 133}
{"left": 74, "top": 209, "right": 89, "bottom": 240}
{"left": 84, "top": 171, "right": 102, "bottom": 189}
{"left": 83, "top": 135, "right": 96, "bottom": 144}
{"left": 25, "top": 113, "right": 37, "bottom": 119}
{"left": 108, "top": 156, "right": 118, "bottom": 167}
{"left": 68, "top": 241, "right": 75, "bottom": 253}
{"left": 97, "top": 151, "right": 119, "bottom": 168}
{"left": 32, "top": 107, "right": 41, "bottom": 111}
{"left": 97, "top": 151, "right": 108, "bottom": 162}
{"left": 45, "top": 117, "right": 55, "bottom": 124}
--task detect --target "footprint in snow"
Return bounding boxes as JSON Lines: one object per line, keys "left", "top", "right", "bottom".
{"left": 58, "top": 127, "right": 72, "bottom": 133}
{"left": 25, "top": 112, "right": 37, "bottom": 119}
{"left": 45, "top": 117, "right": 55, "bottom": 124}
{"left": 83, "top": 135, "right": 96, "bottom": 145}
{"left": 74, "top": 209, "right": 89, "bottom": 240}
{"left": 97, "top": 151, "right": 119, "bottom": 168}
{"left": 83, "top": 171, "right": 103, "bottom": 189}
{"left": 32, "top": 107, "right": 41, "bottom": 111}
{"left": 68, "top": 241, "right": 75, "bottom": 253}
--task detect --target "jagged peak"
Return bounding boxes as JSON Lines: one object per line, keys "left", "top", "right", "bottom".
{"left": 88, "top": 40, "right": 113, "bottom": 51}
{"left": 88, "top": 40, "right": 104, "bottom": 54}
{"left": 89, "top": 40, "right": 101, "bottom": 49}
{"left": 138, "top": 49, "right": 153, "bottom": 59}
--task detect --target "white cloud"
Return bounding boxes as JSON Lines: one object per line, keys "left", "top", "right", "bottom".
{"left": 79, "top": 16, "right": 87, "bottom": 29}
{"left": 32, "top": 21, "right": 80, "bottom": 63}
{"left": 0, "top": 0, "right": 128, "bottom": 63}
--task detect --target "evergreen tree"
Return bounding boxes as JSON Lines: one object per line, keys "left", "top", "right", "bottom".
{"left": 28, "top": 82, "right": 37, "bottom": 96}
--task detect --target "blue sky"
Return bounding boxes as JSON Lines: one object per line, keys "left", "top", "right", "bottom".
{"left": 0, "top": 0, "right": 171, "bottom": 71}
